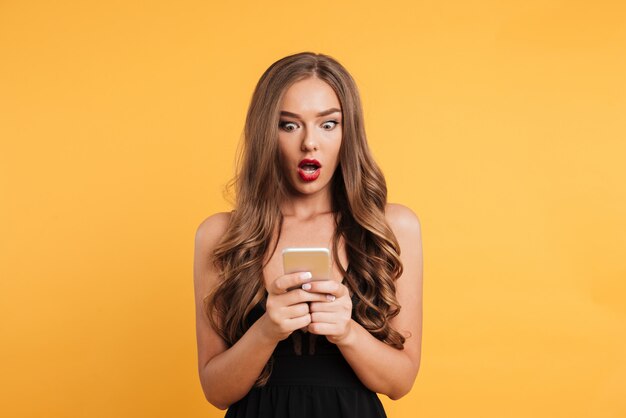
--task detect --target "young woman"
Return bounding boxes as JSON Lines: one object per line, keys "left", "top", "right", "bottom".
{"left": 193, "top": 52, "right": 423, "bottom": 418}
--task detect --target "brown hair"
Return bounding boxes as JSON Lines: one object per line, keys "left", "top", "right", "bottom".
{"left": 203, "top": 51, "right": 405, "bottom": 386}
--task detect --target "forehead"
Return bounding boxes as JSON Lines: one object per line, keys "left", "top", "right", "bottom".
{"left": 280, "top": 77, "right": 341, "bottom": 114}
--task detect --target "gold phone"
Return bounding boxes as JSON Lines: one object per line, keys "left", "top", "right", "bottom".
{"left": 282, "top": 247, "right": 332, "bottom": 290}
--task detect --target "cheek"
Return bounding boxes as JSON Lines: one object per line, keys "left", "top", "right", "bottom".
{"left": 277, "top": 138, "right": 291, "bottom": 158}
{"left": 277, "top": 139, "right": 298, "bottom": 168}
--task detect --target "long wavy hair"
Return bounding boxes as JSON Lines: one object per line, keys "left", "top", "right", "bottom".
{"left": 203, "top": 51, "right": 405, "bottom": 387}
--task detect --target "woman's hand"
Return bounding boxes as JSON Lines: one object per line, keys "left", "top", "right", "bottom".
{"left": 301, "top": 280, "right": 354, "bottom": 345}
{"left": 259, "top": 272, "right": 331, "bottom": 344}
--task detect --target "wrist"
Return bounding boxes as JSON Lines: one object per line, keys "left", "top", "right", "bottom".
{"left": 254, "top": 314, "right": 281, "bottom": 347}
{"left": 328, "top": 319, "right": 357, "bottom": 347}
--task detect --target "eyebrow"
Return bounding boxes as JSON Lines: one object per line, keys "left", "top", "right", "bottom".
{"left": 279, "top": 107, "right": 342, "bottom": 118}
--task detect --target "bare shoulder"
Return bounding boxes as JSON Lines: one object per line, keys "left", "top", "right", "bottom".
{"left": 194, "top": 211, "right": 233, "bottom": 252}
{"left": 384, "top": 203, "right": 423, "bottom": 284}
{"left": 193, "top": 211, "right": 233, "bottom": 317}
{"left": 384, "top": 203, "right": 421, "bottom": 237}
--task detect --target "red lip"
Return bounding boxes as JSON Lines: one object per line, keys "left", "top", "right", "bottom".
{"left": 298, "top": 159, "right": 322, "bottom": 169}
{"left": 297, "top": 159, "right": 322, "bottom": 182}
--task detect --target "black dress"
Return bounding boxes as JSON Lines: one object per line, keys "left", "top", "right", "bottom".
{"left": 224, "top": 270, "right": 387, "bottom": 418}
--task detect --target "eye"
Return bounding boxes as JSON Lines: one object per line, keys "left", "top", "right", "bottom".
{"left": 322, "top": 120, "right": 340, "bottom": 130}
{"left": 279, "top": 121, "right": 298, "bottom": 132}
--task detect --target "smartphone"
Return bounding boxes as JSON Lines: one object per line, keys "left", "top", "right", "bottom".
{"left": 282, "top": 247, "right": 332, "bottom": 290}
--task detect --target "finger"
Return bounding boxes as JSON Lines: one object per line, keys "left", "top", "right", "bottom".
{"left": 310, "top": 311, "right": 339, "bottom": 323}
{"left": 285, "top": 313, "right": 311, "bottom": 331}
{"left": 302, "top": 280, "right": 346, "bottom": 297}
{"left": 307, "top": 322, "right": 337, "bottom": 335}
{"left": 270, "top": 272, "right": 312, "bottom": 295}
{"left": 279, "top": 288, "right": 330, "bottom": 306}
{"left": 309, "top": 301, "right": 341, "bottom": 312}
{"left": 283, "top": 302, "right": 310, "bottom": 318}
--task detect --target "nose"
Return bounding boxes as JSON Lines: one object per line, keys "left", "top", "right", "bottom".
{"left": 300, "top": 127, "right": 319, "bottom": 152}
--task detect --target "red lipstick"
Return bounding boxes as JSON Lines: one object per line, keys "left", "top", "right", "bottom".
{"left": 298, "top": 159, "right": 322, "bottom": 182}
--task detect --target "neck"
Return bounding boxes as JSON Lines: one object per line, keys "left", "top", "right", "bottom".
{"left": 279, "top": 189, "right": 334, "bottom": 221}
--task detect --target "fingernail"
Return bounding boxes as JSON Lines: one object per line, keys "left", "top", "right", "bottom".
{"left": 327, "top": 294, "right": 335, "bottom": 301}
{"left": 302, "top": 283, "right": 312, "bottom": 290}
{"left": 300, "top": 272, "right": 312, "bottom": 280}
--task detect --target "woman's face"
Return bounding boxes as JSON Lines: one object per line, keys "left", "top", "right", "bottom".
{"left": 277, "top": 76, "right": 343, "bottom": 197}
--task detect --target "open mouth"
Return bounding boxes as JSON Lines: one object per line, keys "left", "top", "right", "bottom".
{"left": 298, "top": 159, "right": 321, "bottom": 181}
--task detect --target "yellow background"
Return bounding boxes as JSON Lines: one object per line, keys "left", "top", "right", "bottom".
{"left": 1, "top": 1, "right": 625, "bottom": 417}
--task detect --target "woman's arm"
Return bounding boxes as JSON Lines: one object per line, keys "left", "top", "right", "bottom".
{"left": 305, "top": 203, "right": 423, "bottom": 399}
{"left": 193, "top": 213, "right": 277, "bottom": 409}
{"left": 194, "top": 213, "right": 329, "bottom": 409}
